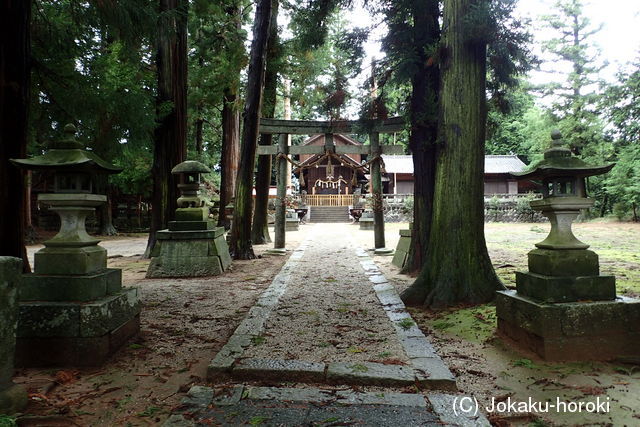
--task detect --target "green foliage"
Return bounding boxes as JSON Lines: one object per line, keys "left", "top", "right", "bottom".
{"left": 30, "top": 0, "right": 157, "bottom": 194}
{"left": 0, "top": 415, "right": 17, "bottom": 427}
{"left": 538, "top": 0, "right": 606, "bottom": 155}
{"left": 605, "top": 144, "right": 640, "bottom": 221}
{"left": 284, "top": 13, "right": 368, "bottom": 120}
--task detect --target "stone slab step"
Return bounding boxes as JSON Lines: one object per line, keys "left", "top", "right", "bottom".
{"left": 164, "top": 385, "right": 491, "bottom": 427}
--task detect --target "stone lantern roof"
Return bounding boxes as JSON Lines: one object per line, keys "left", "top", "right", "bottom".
{"left": 171, "top": 160, "right": 211, "bottom": 175}
{"left": 511, "top": 130, "right": 614, "bottom": 180}
{"left": 10, "top": 124, "right": 122, "bottom": 174}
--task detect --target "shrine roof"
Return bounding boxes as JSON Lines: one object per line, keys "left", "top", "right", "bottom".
{"left": 381, "top": 154, "right": 528, "bottom": 175}
{"left": 301, "top": 134, "right": 363, "bottom": 146}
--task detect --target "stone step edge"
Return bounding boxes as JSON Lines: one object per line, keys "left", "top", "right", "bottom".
{"left": 171, "top": 386, "right": 490, "bottom": 427}
{"left": 208, "top": 357, "right": 456, "bottom": 390}
{"left": 180, "top": 385, "right": 428, "bottom": 409}
{"left": 355, "top": 244, "right": 459, "bottom": 392}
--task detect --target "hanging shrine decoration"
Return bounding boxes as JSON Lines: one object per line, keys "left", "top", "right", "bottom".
{"left": 277, "top": 151, "right": 386, "bottom": 189}
{"left": 314, "top": 176, "right": 348, "bottom": 189}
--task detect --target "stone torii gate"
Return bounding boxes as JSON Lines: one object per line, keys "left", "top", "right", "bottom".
{"left": 256, "top": 117, "right": 405, "bottom": 254}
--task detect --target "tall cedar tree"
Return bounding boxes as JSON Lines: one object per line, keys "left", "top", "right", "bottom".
{"left": 0, "top": 0, "right": 31, "bottom": 271}
{"left": 218, "top": 3, "right": 243, "bottom": 229}
{"left": 252, "top": 0, "right": 281, "bottom": 244}
{"left": 145, "top": 0, "right": 188, "bottom": 256}
{"left": 229, "top": 0, "right": 272, "bottom": 259}
{"left": 377, "top": 0, "right": 440, "bottom": 274}
{"left": 401, "top": 0, "right": 504, "bottom": 307}
{"left": 406, "top": 1, "right": 440, "bottom": 274}
{"left": 541, "top": 0, "right": 604, "bottom": 156}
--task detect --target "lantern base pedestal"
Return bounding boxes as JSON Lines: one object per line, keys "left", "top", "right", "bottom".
{"left": 360, "top": 218, "right": 374, "bottom": 230}
{"left": 285, "top": 217, "right": 299, "bottom": 231}
{"left": 146, "top": 226, "right": 231, "bottom": 278}
{"left": 34, "top": 245, "right": 107, "bottom": 275}
{"left": 496, "top": 290, "right": 640, "bottom": 361}
{"left": 515, "top": 271, "right": 616, "bottom": 303}
{"left": 20, "top": 268, "right": 122, "bottom": 302}
{"left": 392, "top": 228, "right": 412, "bottom": 268}
{"left": 15, "top": 288, "right": 141, "bottom": 367}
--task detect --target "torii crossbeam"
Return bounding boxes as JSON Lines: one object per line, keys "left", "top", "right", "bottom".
{"left": 256, "top": 117, "right": 406, "bottom": 254}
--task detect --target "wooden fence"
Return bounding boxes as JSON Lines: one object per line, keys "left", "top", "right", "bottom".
{"left": 302, "top": 194, "right": 362, "bottom": 206}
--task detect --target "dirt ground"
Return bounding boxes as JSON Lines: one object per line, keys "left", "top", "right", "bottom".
{"left": 10, "top": 220, "right": 640, "bottom": 426}
{"left": 13, "top": 227, "right": 308, "bottom": 426}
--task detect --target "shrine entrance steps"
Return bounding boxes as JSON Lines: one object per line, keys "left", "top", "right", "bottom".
{"left": 165, "top": 224, "right": 489, "bottom": 426}
{"left": 308, "top": 205, "right": 350, "bottom": 222}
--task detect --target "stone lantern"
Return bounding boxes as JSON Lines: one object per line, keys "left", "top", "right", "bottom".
{"left": 496, "top": 130, "right": 640, "bottom": 361}
{"left": 12, "top": 124, "right": 121, "bottom": 273}
{"left": 516, "top": 130, "right": 613, "bottom": 251}
{"left": 171, "top": 160, "right": 212, "bottom": 224}
{"left": 9, "top": 124, "right": 140, "bottom": 367}
{"left": 146, "top": 161, "right": 231, "bottom": 278}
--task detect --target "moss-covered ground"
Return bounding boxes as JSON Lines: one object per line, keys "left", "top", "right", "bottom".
{"left": 401, "top": 221, "right": 640, "bottom": 426}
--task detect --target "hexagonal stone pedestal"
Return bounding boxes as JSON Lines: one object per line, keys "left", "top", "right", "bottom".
{"left": 147, "top": 224, "right": 231, "bottom": 278}
{"left": 496, "top": 290, "right": 640, "bottom": 361}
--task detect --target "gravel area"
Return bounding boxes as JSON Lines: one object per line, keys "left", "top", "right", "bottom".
{"left": 243, "top": 224, "right": 408, "bottom": 364}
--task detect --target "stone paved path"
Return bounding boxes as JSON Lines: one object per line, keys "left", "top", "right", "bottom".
{"left": 167, "top": 224, "right": 489, "bottom": 426}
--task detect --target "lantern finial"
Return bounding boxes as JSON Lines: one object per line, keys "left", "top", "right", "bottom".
{"left": 53, "top": 123, "right": 83, "bottom": 149}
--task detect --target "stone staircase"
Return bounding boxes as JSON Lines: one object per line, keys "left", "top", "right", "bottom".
{"left": 308, "top": 206, "right": 350, "bottom": 223}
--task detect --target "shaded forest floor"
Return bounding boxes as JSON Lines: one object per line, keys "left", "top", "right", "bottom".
{"left": 8, "top": 220, "right": 640, "bottom": 426}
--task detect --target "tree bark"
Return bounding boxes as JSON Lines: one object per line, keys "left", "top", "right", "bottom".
{"left": 217, "top": 4, "right": 242, "bottom": 230}
{"left": 145, "top": 0, "right": 188, "bottom": 257}
{"left": 218, "top": 88, "right": 240, "bottom": 229}
{"left": 251, "top": 0, "right": 280, "bottom": 245}
{"left": 401, "top": 0, "right": 503, "bottom": 307}
{"left": 0, "top": 0, "right": 31, "bottom": 272}
{"left": 195, "top": 116, "right": 203, "bottom": 155}
{"left": 403, "top": 0, "right": 440, "bottom": 274}
{"left": 229, "top": 0, "right": 273, "bottom": 259}
{"left": 251, "top": 134, "right": 273, "bottom": 244}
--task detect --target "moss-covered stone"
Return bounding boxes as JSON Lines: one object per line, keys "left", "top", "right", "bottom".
{"left": 0, "top": 257, "right": 28, "bottom": 414}
{"left": 168, "top": 220, "right": 214, "bottom": 231}
{"left": 496, "top": 290, "right": 640, "bottom": 360}
{"left": 515, "top": 271, "right": 615, "bottom": 303}
{"left": 392, "top": 228, "right": 412, "bottom": 269}
{"left": 20, "top": 268, "right": 122, "bottom": 302}
{"left": 175, "top": 207, "right": 208, "bottom": 222}
{"left": 148, "top": 227, "right": 231, "bottom": 278}
{"left": 34, "top": 245, "right": 107, "bottom": 275}
{"left": 528, "top": 248, "right": 599, "bottom": 276}
{"left": 147, "top": 254, "right": 223, "bottom": 278}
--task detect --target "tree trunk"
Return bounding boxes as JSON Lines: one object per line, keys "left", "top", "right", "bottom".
{"left": 218, "top": 89, "right": 240, "bottom": 229}
{"left": 99, "top": 194, "right": 117, "bottom": 235}
{"left": 0, "top": 0, "right": 31, "bottom": 272}
{"left": 251, "top": 134, "right": 273, "bottom": 244}
{"left": 401, "top": 0, "right": 503, "bottom": 307}
{"left": 251, "top": 0, "right": 280, "bottom": 245}
{"left": 24, "top": 170, "right": 38, "bottom": 244}
{"left": 195, "top": 116, "right": 203, "bottom": 155}
{"left": 229, "top": 0, "right": 272, "bottom": 259}
{"left": 403, "top": 0, "right": 440, "bottom": 274}
{"left": 145, "top": 0, "right": 188, "bottom": 257}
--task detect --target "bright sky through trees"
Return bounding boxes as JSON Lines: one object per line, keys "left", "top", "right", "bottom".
{"left": 346, "top": 0, "right": 640, "bottom": 85}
